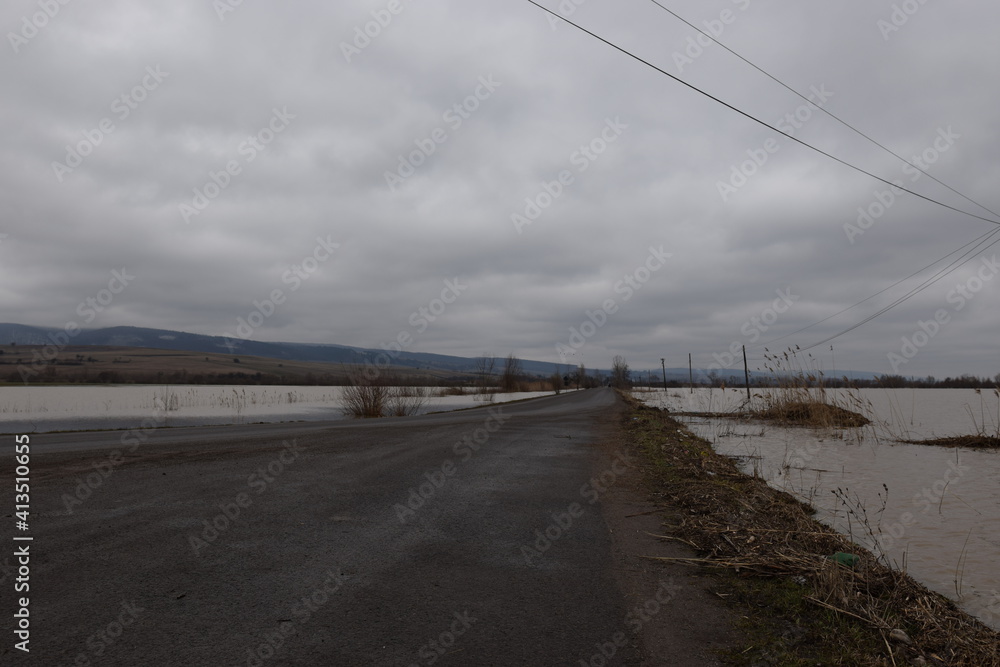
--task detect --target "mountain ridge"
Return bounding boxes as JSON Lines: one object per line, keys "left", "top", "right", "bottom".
{"left": 0, "top": 323, "right": 883, "bottom": 381}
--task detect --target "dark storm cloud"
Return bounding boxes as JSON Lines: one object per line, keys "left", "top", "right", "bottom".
{"left": 1, "top": 0, "right": 998, "bottom": 378}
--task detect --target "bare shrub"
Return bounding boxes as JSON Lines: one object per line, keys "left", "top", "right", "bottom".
{"left": 341, "top": 368, "right": 389, "bottom": 418}
{"left": 500, "top": 354, "right": 523, "bottom": 394}
{"left": 549, "top": 371, "right": 562, "bottom": 394}
{"left": 387, "top": 385, "right": 427, "bottom": 416}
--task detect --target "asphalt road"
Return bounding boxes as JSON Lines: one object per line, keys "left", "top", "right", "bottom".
{"left": 1, "top": 388, "right": 680, "bottom": 666}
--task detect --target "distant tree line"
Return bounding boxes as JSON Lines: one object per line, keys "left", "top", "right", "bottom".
{"left": 630, "top": 371, "right": 1000, "bottom": 390}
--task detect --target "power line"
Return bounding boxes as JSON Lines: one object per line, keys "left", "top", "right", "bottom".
{"left": 532, "top": 1, "right": 1000, "bottom": 352}
{"left": 526, "top": 0, "right": 1000, "bottom": 228}
{"left": 758, "top": 228, "right": 1000, "bottom": 347}
{"left": 638, "top": 1, "right": 1000, "bottom": 346}
{"left": 644, "top": 0, "right": 1000, "bottom": 222}
{"left": 799, "top": 228, "right": 1000, "bottom": 351}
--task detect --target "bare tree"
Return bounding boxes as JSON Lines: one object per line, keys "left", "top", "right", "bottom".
{"left": 610, "top": 355, "right": 631, "bottom": 389}
{"left": 549, "top": 370, "right": 562, "bottom": 394}
{"left": 500, "top": 353, "right": 523, "bottom": 393}
{"left": 475, "top": 354, "right": 497, "bottom": 402}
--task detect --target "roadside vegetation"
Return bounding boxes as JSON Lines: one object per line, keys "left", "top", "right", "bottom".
{"left": 743, "top": 348, "right": 871, "bottom": 428}
{"left": 621, "top": 393, "right": 1000, "bottom": 666}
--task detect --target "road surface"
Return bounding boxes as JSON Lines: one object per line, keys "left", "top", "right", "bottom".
{"left": 2, "top": 388, "right": 732, "bottom": 665}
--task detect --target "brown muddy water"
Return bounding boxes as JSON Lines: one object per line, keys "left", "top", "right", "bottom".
{"left": 639, "top": 387, "right": 1000, "bottom": 629}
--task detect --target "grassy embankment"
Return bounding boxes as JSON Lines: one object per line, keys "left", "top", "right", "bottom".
{"left": 622, "top": 393, "right": 1000, "bottom": 666}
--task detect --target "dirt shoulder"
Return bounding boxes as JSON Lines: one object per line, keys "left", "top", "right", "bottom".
{"left": 593, "top": 398, "right": 738, "bottom": 666}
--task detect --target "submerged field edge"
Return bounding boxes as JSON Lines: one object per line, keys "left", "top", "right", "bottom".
{"left": 0, "top": 390, "right": 562, "bottom": 435}
{"left": 620, "top": 392, "right": 1000, "bottom": 667}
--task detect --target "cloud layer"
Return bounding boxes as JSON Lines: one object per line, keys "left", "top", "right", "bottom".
{"left": 2, "top": 0, "right": 999, "bottom": 378}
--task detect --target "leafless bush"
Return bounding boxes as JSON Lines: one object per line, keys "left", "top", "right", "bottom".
{"left": 550, "top": 371, "right": 563, "bottom": 394}
{"left": 342, "top": 367, "right": 429, "bottom": 418}
{"left": 387, "top": 385, "right": 427, "bottom": 416}
{"left": 341, "top": 370, "right": 389, "bottom": 418}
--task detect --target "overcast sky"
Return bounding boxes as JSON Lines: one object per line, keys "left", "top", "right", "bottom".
{"left": 2, "top": 0, "right": 999, "bottom": 379}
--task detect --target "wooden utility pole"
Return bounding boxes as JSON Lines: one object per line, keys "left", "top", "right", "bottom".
{"left": 688, "top": 353, "right": 693, "bottom": 394}
{"left": 660, "top": 358, "right": 667, "bottom": 391}
{"left": 742, "top": 345, "right": 751, "bottom": 402}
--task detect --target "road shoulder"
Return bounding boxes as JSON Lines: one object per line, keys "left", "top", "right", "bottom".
{"left": 592, "top": 400, "right": 737, "bottom": 666}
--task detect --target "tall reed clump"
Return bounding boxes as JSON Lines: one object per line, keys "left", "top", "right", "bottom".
{"left": 968, "top": 387, "right": 1000, "bottom": 440}
{"left": 746, "top": 347, "right": 870, "bottom": 429}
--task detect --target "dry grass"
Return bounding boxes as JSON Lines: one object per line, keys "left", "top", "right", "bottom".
{"left": 754, "top": 400, "right": 870, "bottom": 428}
{"left": 903, "top": 435, "right": 1000, "bottom": 450}
{"left": 623, "top": 395, "right": 1000, "bottom": 666}
{"left": 740, "top": 348, "right": 871, "bottom": 429}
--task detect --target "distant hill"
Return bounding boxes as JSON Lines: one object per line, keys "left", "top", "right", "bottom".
{"left": 0, "top": 323, "right": 578, "bottom": 377}
{"left": 0, "top": 323, "right": 883, "bottom": 382}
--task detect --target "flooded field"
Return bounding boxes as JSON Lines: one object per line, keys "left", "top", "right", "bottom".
{"left": 0, "top": 384, "right": 556, "bottom": 433}
{"left": 637, "top": 387, "right": 1000, "bottom": 629}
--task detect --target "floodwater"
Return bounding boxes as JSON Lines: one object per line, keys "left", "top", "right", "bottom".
{"left": 637, "top": 387, "right": 1000, "bottom": 629}
{"left": 0, "top": 385, "right": 555, "bottom": 434}
{"left": 3, "top": 384, "right": 997, "bottom": 627}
